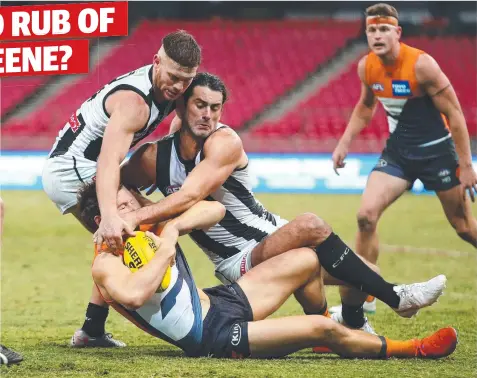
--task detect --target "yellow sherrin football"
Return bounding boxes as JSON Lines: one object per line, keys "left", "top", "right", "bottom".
{"left": 123, "top": 231, "right": 171, "bottom": 293}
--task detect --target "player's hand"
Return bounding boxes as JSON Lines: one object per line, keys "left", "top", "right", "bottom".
{"left": 332, "top": 142, "right": 349, "bottom": 175}
{"left": 459, "top": 165, "right": 477, "bottom": 202}
{"left": 94, "top": 213, "right": 136, "bottom": 252}
{"left": 145, "top": 231, "right": 176, "bottom": 264}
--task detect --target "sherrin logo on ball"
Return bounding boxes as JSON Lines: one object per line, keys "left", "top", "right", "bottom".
{"left": 123, "top": 231, "right": 172, "bottom": 293}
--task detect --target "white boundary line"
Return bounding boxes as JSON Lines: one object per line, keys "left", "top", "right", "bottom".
{"left": 380, "top": 243, "right": 473, "bottom": 257}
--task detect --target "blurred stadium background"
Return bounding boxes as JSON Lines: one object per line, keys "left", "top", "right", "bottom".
{"left": 1, "top": 2, "right": 476, "bottom": 377}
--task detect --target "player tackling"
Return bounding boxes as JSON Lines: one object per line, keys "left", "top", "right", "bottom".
{"left": 42, "top": 31, "right": 201, "bottom": 347}
{"left": 331, "top": 3, "right": 477, "bottom": 315}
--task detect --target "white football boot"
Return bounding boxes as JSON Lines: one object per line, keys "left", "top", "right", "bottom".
{"left": 393, "top": 274, "right": 447, "bottom": 318}
{"left": 331, "top": 312, "right": 377, "bottom": 335}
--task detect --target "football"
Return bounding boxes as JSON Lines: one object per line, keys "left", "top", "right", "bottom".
{"left": 123, "top": 231, "right": 172, "bottom": 292}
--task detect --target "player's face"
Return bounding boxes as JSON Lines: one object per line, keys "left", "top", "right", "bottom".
{"left": 116, "top": 187, "right": 141, "bottom": 215}
{"left": 184, "top": 86, "right": 224, "bottom": 139}
{"left": 154, "top": 54, "right": 197, "bottom": 101}
{"left": 366, "top": 24, "right": 401, "bottom": 56}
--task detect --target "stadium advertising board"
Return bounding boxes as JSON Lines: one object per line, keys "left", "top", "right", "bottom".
{"left": 1, "top": 152, "right": 476, "bottom": 195}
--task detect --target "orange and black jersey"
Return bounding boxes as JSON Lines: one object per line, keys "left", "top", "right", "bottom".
{"left": 365, "top": 43, "right": 450, "bottom": 148}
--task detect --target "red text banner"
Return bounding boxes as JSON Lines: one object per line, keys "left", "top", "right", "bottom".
{"left": 0, "top": 2, "right": 128, "bottom": 41}
{"left": 0, "top": 39, "right": 89, "bottom": 77}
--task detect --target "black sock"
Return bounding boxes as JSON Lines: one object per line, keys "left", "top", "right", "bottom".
{"left": 315, "top": 233, "right": 400, "bottom": 309}
{"left": 342, "top": 303, "right": 365, "bottom": 328}
{"left": 81, "top": 303, "right": 109, "bottom": 337}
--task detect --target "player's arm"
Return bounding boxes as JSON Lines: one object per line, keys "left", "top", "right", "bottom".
{"left": 332, "top": 56, "right": 377, "bottom": 173}
{"left": 164, "top": 200, "right": 226, "bottom": 235}
{"left": 92, "top": 230, "right": 178, "bottom": 310}
{"left": 415, "top": 53, "right": 477, "bottom": 200}
{"left": 129, "top": 130, "right": 243, "bottom": 226}
{"left": 95, "top": 91, "right": 150, "bottom": 250}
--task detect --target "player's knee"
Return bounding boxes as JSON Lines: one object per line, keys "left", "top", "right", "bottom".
{"left": 296, "top": 213, "right": 332, "bottom": 244}
{"left": 356, "top": 209, "right": 378, "bottom": 233}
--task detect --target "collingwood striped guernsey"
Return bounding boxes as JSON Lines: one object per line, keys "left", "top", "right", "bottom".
{"left": 154, "top": 125, "right": 280, "bottom": 267}
{"left": 48, "top": 65, "right": 176, "bottom": 161}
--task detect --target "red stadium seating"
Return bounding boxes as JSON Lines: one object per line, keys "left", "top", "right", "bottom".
{"left": 1, "top": 77, "right": 49, "bottom": 117}
{"left": 2, "top": 19, "right": 361, "bottom": 148}
{"left": 251, "top": 36, "right": 476, "bottom": 151}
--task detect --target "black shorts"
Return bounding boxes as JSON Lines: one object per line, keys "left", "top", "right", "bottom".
{"left": 198, "top": 283, "right": 253, "bottom": 359}
{"left": 372, "top": 139, "right": 460, "bottom": 192}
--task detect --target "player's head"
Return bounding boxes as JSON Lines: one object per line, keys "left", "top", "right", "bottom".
{"left": 78, "top": 182, "right": 141, "bottom": 232}
{"left": 153, "top": 31, "right": 201, "bottom": 101}
{"left": 180, "top": 72, "right": 228, "bottom": 139}
{"left": 365, "top": 3, "right": 401, "bottom": 57}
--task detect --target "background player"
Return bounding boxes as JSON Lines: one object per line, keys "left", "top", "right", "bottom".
{"left": 0, "top": 197, "right": 23, "bottom": 365}
{"left": 82, "top": 185, "right": 458, "bottom": 360}
{"left": 41, "top": 31, "right": 201, "bottom": 347}
{"left": 331, "top": 3, "right": 477, "bottom": 315}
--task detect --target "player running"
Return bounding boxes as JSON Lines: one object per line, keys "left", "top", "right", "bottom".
{"left": 330, "top": 3, "right": 477, "bottom": 316}
{"left": 42, "top": 31, "right": 201, "bottom": 347}
{"left": 81, "top": 184, "right": 458, "bottom": 360}
{"left": 117, "top": 73, "right": 447, "bottom": 336}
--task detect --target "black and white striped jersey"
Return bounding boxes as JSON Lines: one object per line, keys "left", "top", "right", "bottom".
{"left": 154, "top": 126, "right": 279, "bottom": 266}
{"left": 48, "top": 65, "right": 176, "bottom": 162}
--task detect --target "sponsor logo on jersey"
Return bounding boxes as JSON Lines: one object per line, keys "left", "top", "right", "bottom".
{"left": 166, "top": 185, "right": 181, "bottom": 195}
{"left": 392, "top": 80, "right": 412, "bottom": 96}
{"left": 68, "top": 113, "right": 81, "bottom": 133}
{"left": 231, "top": 323, "right": 242, "bottom": 346}
{"left": 376, "top": 159, "right": 388, "bottom": 168}
{"left": 372, "top": 83, "right": 384, "bottom": 92}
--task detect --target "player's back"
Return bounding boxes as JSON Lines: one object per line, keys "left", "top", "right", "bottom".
{"left": 365, "top": 43, "right": 450, "bottom": 150}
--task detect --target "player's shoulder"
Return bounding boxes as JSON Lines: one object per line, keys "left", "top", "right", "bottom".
{"left": 414, "top": 53, "right": 441, "bottom": 83}
{"left": 204, "top": 123, "right": 243, "bottom": 154}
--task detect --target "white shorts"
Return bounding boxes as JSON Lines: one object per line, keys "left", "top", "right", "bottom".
{"left": 42, "top": 155, "right": 97, "bottom": 214}
{"left": 213, "top": 215, "right": 289, "bottom": 284}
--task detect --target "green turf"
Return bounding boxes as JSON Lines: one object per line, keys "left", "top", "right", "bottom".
{"left": 1, "top": 191, "right": 476, "bottom": 377}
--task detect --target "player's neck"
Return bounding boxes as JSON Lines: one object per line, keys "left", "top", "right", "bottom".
{"left": 380, "top": 42, "right": 401, "bottom": 66}
{"left": 179, "top": 128, "right": 203, "bottom": 161}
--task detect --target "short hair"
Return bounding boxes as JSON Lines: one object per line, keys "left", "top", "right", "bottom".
{"left": 183, "top": 72, "right": 228, "bottom": 105}
{"left": 77, "top": 181, "right": 101, "bottom": 232}
{"left": 365, "top": 3, "right": 399, "bottom": 20}
{"left": 162, "top": 30, "right": 201, "bottom": 68}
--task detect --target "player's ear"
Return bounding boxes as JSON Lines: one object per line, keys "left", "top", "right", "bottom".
{"left": 94, "top": 215, "right": 101, "bottom": 227}
{"left": 153, "top": 54, "right": 160, "bottom": 66}
{"left": 396, "top": 26, "right": 402, "bottom": 39}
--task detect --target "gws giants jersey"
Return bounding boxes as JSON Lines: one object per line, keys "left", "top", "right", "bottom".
{"left": 49, "top": 65, "right": 176, "bottom": 162}
{"left": 154, "top": 126, "right": 279, "bottom": 267}
{"left": 365, "top": 43, "right": 450, "bottom": 148}
{"left": 95, "top": 240, "right": 203, "bottom": 356}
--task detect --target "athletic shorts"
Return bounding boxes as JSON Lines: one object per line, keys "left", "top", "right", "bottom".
{"left": 372, "top": 139, "right": 460, "bottom": 192}
{"left": 213, "top": 215, "right": 289, "bottom": 285}
{"left": 42, "top": 155, "right": 97, "bottom": 214}
{"left": 197, "top": 283, "right": 253, "bottom": 359}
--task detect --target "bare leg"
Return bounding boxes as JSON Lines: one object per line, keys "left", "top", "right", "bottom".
{"left": 437, "top": 185, "right": 477, "bottom": 248}
{"left": 355, "top": 171, "right": 410, "bottom": 264}
{"left": 248, "top": 315, "right": 383, "bottom": 358}
{"left": 238, "top": 247, "right": 320, "bottom": 321}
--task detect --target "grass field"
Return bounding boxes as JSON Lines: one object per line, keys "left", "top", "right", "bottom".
{"left": 1, "top": 190, "right": 476, "bottom": 377}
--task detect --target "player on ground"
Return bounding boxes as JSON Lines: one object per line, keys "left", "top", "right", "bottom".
{"left": 81, "top": 185, "right": 458, "bottom": 360}
{"left": 0, "top": 197, "right": 24, "bottom": 365}
{"left": 331, "top": 3, "right": 477, "bottom": 316}
{"left": 42, "top": 31, "right": 201, "bottom": 347}
{"left": 117, "top": 73, "right": 447, "bottom": 336}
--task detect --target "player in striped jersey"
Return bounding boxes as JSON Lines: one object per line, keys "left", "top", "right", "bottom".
{"left": 42, "top": 31, "right": 201, "bottom": 347}
{"left": 119, "top": 72, "right": 448, "bottom": 336}
{"left": 82, "top": 183, "right": 457, "bottom": 360}
{"left": 331, "top": 3, "right": 477, "bottom": 316}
